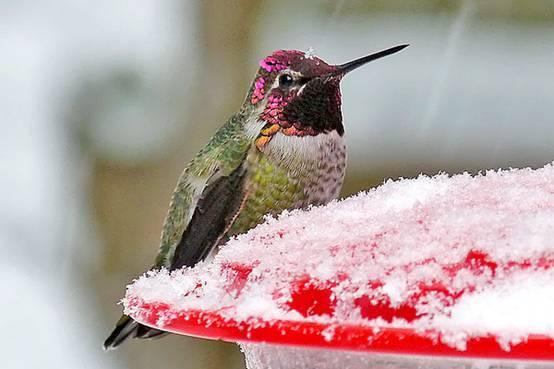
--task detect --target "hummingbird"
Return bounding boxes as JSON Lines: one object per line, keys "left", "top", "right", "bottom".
{"left": 104, "top": 44, "right": 408, "bottom": 349}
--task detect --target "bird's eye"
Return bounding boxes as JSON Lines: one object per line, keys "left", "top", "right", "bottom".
{"left": 278, "top": 74, "right": 294, "bottom": 87}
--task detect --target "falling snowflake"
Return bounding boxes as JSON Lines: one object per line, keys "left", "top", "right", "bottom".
{"left": 304, "top": 47, "right": 316, "bottom": 59}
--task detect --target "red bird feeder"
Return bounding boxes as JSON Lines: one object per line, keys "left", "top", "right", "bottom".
{"left": 125, "top": 166, "right": 554, "bottom": 368}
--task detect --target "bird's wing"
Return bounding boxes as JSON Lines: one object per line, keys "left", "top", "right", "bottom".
{"left": 169, "top": 161, "right": 248, "bottom": 269}
{"left": 154, "top": 117, "right": 251, "bottom": 269}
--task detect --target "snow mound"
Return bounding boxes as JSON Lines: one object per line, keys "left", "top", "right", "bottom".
{"left": 124, "top": 164, "right": 554, "bottom": 352}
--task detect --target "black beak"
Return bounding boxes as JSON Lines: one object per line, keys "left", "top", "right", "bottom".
{"left": 330, "top": 44, "right": 409, "bottom": 77}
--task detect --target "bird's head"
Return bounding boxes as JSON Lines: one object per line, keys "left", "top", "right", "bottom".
{"left": 243, "top": 45, "right": 408, "bottom": 146}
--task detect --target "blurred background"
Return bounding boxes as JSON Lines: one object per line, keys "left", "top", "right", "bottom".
{"left": 2, "top": 0, "right": 553, "bottom": 368}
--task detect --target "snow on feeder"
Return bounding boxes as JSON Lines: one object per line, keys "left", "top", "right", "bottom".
{"left": 124, "top": 165, "right": 554, "bottom": 369}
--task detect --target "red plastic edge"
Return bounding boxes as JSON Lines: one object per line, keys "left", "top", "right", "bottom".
{"left": 129, "top": 300, "right": 554, "bottom": 361}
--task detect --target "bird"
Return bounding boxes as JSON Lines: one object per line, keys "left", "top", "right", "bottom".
{"left": 104, "top": 44, "right": 408, "bottom": 350}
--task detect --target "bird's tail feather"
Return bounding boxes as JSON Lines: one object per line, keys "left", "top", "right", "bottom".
{"left": 103, "top": 314, "right": 167, "bottom": 350}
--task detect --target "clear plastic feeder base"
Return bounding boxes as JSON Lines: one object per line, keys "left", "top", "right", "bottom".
{"left": 241, "top": 344, "right": 553, "bottom": 369}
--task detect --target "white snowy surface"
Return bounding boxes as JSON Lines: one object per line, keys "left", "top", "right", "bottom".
{"left": 124, "top": 164, "right": 554, "bottom": 351}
